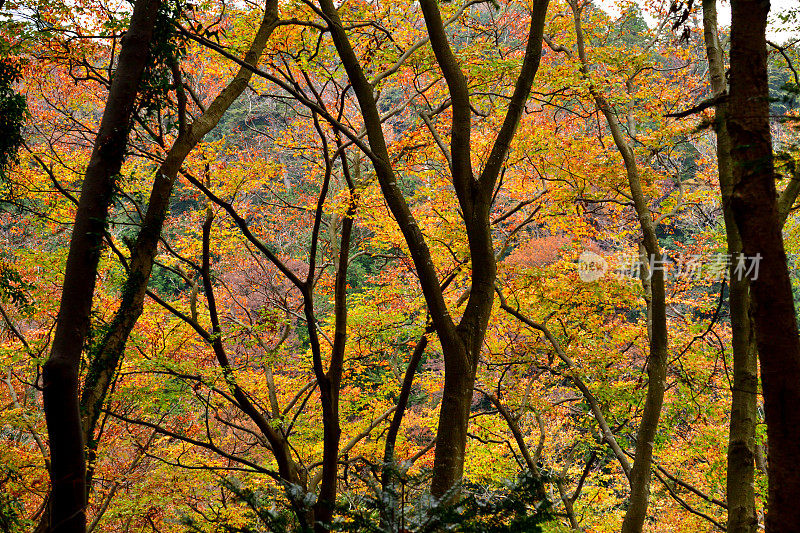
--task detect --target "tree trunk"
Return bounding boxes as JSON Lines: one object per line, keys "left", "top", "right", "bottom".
{"left": 42, "top": 0, "right": 161, "bottom": 530}
{"left": 310, "top": 205, "right": 353, "bottom": 531}
{"left": 728, "top": 2, "right": 800, "bottom": 531}
{"left": 701, "top": 2, "right": 759, "bottom": 532}
{"left": 420, "top": 0, "right": 550, "bottom": 498}
{"left": 566, "top": 5, "right": 669, "bottom": 530}
{"left": 316, "top": 0, "right": 549, "bottom": 502}
{"left": 381, "top": 333, "right": 428, "bottom": 530}
{"left": 618, "top": 171, "right": 668, "bottom": 533}
{"left": 79, "top": 0, "right": 279, "bottom": 481}
{"left": 429, "top": 352, "right": 478, "bottom": 498}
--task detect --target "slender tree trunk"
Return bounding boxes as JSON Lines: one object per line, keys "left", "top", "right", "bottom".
{"left": 565, "top": 5, "right": 669, "bottom": 530}
{"left": 79, "top": 0, "right": 279, "bottom": 478}
{"left": 618, "top": 154, "right": 668, "bottom": 533}
{"left": 42, "top": 1, "right": 160, "bottom": 530}
{"left": 200, "top": 210, "right": 305, "bottom": 486}
{"left": 380, "top": 333, "right": 428, "bottom": 530}
{"left": 728, "top": 2, "right": 800, "bottom": 531}
{"left": 310, "top": 199, "right": 353, "bottom": 532}
{"left": 316, "top": 0, "right": 549, "bottom": 502}
{"left": 701, "top": 3, "right": 759, "bottom": 532}
{"left": 382, "top": 334, "right": 428, "bottom": 487}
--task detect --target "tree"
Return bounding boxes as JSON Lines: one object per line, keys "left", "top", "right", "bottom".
{"left": 541, "top": 4, "right": 670, "bottom": 530}
{"left": 318, "top": 0, "right": 551, "bottom": 499}
{"left": 79, "top": 0, "right": 281, "bottom": 492}
{"left": 3, "top": 0, "right": 798, "bottom": 530}
{"left": 41, "top": 0, "right": 161, "bottom": 529}
{"left": 727, "top": 1, "right": 800, "bottom": 530}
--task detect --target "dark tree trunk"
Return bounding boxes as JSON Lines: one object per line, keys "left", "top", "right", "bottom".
{"left": 430, "top": 352, "right": 478, "bottom": 498}
{"left": 79, "top": 0, "right": 279, "bottom": 481}
{"left": 308, "top": 149, "right": 357, "bottom": 532}
{"left": 316, "top": 0, "right": 550, "bottom": 502}
{"left": 728, "top": 2, "right": 800, "bottom": 531}
{"left": 420, "top": 0, "right": 550, "bottom": 498}
{"left": 702, "top": 2, "right": 759, "bottom": 532}
{"left": 41, "top": 0, "right": 161, "bottom": 530}
{"left": 380, "top": 333, "right": 428, "bottom": 530}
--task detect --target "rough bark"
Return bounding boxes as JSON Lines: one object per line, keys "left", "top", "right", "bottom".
{"left": 701, "top": 2, "right": 758, "bottom": 532}
{"left": 728, "top": 2, "right": 800, "bottom": 531}
{"left": 41, "top": 0, "right": 161, "bottom": 530}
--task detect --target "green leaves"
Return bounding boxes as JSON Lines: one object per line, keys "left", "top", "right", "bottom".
{"left": 138, "top": 0, "right": 189, "bottom": 115}
{"left": 0, "top": 58, "right": 26, "bottom": 181}
{"left": 0, "top": 261, "right": 32, "bottom": 311}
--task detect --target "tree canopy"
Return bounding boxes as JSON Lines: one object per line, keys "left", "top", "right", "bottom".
{"left": 1, "top": 0, "right": 799, "bottom": 532}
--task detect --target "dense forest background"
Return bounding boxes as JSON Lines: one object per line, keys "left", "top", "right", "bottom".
{"left": 1, "top": 0, "right": 799, "bottom": 531}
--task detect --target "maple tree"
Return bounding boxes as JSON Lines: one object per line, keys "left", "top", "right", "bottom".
{"left": 2, "top": 0, "right": 800, "bottom": 532}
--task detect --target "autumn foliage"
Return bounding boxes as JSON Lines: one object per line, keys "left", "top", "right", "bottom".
{"left": 1, "top": 0, "right": 800, "bottom": 532}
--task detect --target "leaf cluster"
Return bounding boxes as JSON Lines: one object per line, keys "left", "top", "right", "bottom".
{"left": 0, "top": 57, "right": 26, "bottom": 180}
{"left": 137, "top": 0, "right": 189, "bottom": 115}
